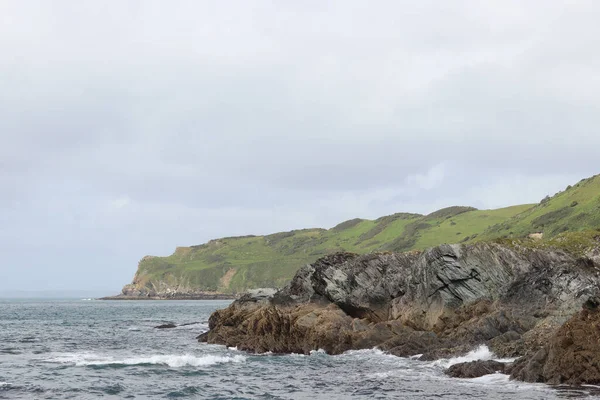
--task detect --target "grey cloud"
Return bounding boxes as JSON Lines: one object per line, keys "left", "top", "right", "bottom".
{"left": 0, "top": 0, "right": 599, "bottom": 291}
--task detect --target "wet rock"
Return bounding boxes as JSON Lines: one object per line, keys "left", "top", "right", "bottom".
{"left": 155, "top": 323, "right": 177, "bottom": 329}
{"left": 446, "top": 360, "right": 506, "bottom": 378}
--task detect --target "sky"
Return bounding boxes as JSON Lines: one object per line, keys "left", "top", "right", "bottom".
{"left": 1, "top": 1, "right": 599, "bottom": 293}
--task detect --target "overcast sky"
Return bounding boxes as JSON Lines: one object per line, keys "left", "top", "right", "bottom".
{"left": 1, "top": 1, "right": 599, "bottom": 293}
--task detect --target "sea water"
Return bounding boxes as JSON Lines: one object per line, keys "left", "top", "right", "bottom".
{"left": 0, "top": 299, "right": 598, "bottom": 399}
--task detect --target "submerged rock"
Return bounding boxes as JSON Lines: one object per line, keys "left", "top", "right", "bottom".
{"left": 202, "top": 242, "right": 600, "bottom": 384}
{"left": 155, "top": 323, "right": 177, "bottom": 329}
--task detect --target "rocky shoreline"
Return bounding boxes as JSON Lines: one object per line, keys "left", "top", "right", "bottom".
{"left": 99, "top": 293, "right": 236, "bottom": 300}
{"left": 199, "top": 241, "right": 600, "bottom": 385}
{"left": 99, "top": 282, "right": 237, "bottom": 300}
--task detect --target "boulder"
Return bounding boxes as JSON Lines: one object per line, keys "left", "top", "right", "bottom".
{"left": 446, "top": 360, "right": 507, "bottom": 378}
{"left": 155, "top": 323, "right": 177, "bottom": 329}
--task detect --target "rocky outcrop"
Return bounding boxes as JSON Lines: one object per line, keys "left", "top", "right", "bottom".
{"left": 201, "top": 242, "right": 600, "bottom": 384}
{"left": 510, "top": 297, "right": 600, "bottom": 384}
{"left": 101, "top": 291, "right": 235, "bottom": 300}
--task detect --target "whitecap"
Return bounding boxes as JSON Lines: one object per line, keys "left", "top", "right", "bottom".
{"left": 432, "top": 345, "right": 514, "bottom": 368}
{"left": 0, "top": 382, "right": 11, "bottom": 387}
{"left": 45, "top": 352, "right": 246, "bottom": 368}
{"left": 309, "top": 349, "right": 327, "bottom": 355}
{"left": 468, "top": 373, "right": 511, "bottom": 384}
{"left": 127, "top": 326, "right": 141, "bottom": 331}
{"left": 342, "top": 348, "right": 386, "bottom": 356}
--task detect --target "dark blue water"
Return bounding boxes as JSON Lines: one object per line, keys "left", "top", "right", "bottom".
{"left": 1, "top": 299, "right": 598, "bottom": 399}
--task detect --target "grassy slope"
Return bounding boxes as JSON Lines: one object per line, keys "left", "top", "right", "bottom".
{"left": 133, "top": 174, "right": 600, "bottom": 293}
{"left": 480, "top": 174, "right": 600, "bottom": 239}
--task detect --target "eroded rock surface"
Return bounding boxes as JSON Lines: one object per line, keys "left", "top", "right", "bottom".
{"left": 201, "top": 242, "right": 600, "bottom": 383}
{"left": 510, "top": 297, "right": 600, "bottom": 384}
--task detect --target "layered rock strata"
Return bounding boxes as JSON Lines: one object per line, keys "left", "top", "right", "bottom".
{"left": 200, "top": 242, "right": 600, "bottom": 383}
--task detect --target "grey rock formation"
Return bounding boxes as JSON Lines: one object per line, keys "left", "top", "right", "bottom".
{"left": 203, "top": 242, "right": 600, "bottom": 384}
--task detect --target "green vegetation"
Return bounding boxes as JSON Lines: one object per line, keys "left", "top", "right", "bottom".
{"left": 132, "top": 174, "right": 600, "bottom": 293}
{"left": 480, "top": 174, "right": 600, "bottom": 239}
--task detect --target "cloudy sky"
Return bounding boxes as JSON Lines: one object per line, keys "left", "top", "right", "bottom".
{"left": 1, "top": 1, "right": 599, "bottom": 293}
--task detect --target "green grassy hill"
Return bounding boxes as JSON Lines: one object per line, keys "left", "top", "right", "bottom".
{"left": 129, "top": 174, "right": 600, "bottom": 294}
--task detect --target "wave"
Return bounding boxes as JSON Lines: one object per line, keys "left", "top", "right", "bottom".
{"left": 432, "top": 345, "right": 516, "bottom": 369}
{"left": 46, "top": 352, "right": 246, "bottom": 368}
{"left": 343, "top": 348, "right": 386, "bottom": 356}
{"left": 468, "top": 373, "right": 511, "bottom": 384}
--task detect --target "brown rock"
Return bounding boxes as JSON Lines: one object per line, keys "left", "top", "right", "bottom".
{"left": 510, "top": 299, "right": 600, "bottom": 385}
{"left": 446, "top": 360, "right": 506, "bottom": 378}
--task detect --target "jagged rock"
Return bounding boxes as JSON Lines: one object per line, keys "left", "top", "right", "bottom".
{"left": 510, "top": 298, "right": 600, "bottom": 384}
{"left": 446, "top": 360, "right": 506, "bottom": 378}
{"left": 488, "top": 330, "right": 524, "bottom": 358}
{"left": 202, "top": 242, "right": 600, "bottom": 382}
{"left": 239, "top": 288, "right": 278, "bottom": 303}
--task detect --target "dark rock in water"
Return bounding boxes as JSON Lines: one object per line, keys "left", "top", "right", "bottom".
{"left": 446, "top": 360, "right": 506, "bottom": 378}
{"left": 202, "top": 242, "right": 600, "bottom": 384}
{"left": 511, "top": 298, "right": 600, "bottom": 384}
{"left": 155, "top": 323, "right": 177, "bottom": 329}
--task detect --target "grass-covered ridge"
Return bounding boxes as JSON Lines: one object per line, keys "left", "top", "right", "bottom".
{"left": 130, "top": 174, "right": 600, "bottom": 294}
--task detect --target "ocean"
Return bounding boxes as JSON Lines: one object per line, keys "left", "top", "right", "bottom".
{"left": 0, "top": 299, "right": 598, "bottom": 399}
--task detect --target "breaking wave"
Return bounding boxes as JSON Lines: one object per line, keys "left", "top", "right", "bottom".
{"left": 432, "top": 345, "right": 516, "bottom": 369}
{"left": 46, "top": 352, "right": 246, "bottom": 368}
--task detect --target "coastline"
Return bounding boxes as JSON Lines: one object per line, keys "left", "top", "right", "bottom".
{"left": 99, "top": 293, "right": 236, "bottom": 301}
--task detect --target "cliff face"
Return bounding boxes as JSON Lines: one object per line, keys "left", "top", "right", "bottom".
{"left": 117, "top": 174, "right": 600, "bottom": 298}
{"left": 110, "top": 257, "right": 235, "bottom": 299}
{"left": 201, "top": 241, "right": 600, "bottom": 383}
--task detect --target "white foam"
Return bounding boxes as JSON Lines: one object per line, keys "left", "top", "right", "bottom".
{"left": 46, "top": 352, "right": 246, "bottom": 368}
{"left": 432, "top": 345, "right": 513, "bottom": 368}
{"left": 127, "top": 326, "right": 141, "bottom": 331}
{"left": 309, "top": 349, "right": 327, "bottom": 355}
{"left": 343, "top": 348, "right": 386, "bottom": 356}
{"left": 0, "top": 382, "right": 11, "bottom": 387}
{"left": 468, "top": 373, "right": 511, "bottom": 384}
